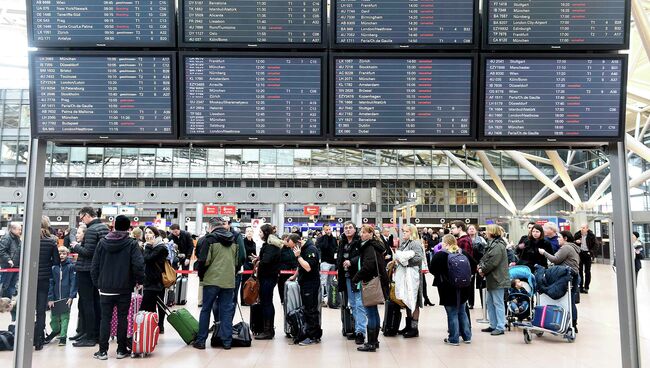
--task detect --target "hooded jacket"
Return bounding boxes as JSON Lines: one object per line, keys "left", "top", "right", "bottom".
{"left": 91, "top": 231, "right": 145, "bottom": 294}
{"left": 143, "top": 238, "right": 169, "bottom": 291}
{"left": 542, "top": 242, "right": 580, "bottom": 274}
{"left": 316, "top": 234, "right": 338, "bottom": 264}
{"left": 0, "top": 232, "right": 21, "bottom": 268}
{"left": 74, "top": 218, "right": 109, "bottom": 272}
{"left": 197, "top": 227, "right": 238, "bottom": 288}
{"left": 351, "top": 239, "right": 389, "bottom": 299}
{"left": 478, "top": 237, "right": 510, "bottom": 290}
{"left": 518, "top": 237, "right": 553, "bottom": 272}
{"left": 257, "top": 233, "right": 284, "bottom": 279}
{"left": 430, "top": 249, "right": 478, "bottom": 306}
{"left": 38, "top": 236, "right": 58, "bottom": 280}
{"left": 337, "top": 233, "right": 362, "bottom": 291}
{"left": 48, "top": 258, "right": 77, "bottom": 301}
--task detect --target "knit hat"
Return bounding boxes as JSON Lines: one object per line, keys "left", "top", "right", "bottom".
{"left": 115, "top": 215, "right": 130, "bottom": 231}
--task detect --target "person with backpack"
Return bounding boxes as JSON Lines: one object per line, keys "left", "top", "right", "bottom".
{"left": 477, "top": 225, "right": 509, "bottom": 336}
{"left": 141, "top": 226, "right": 169, "bottom": 333}
{"left": 430, "top": 234, "right": 477, "bottom": 345}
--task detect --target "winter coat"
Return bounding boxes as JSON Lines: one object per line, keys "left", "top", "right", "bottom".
{"left": 257, "top": 234, "right": 283, "bottom": 279}
{"left": 298, "top": 243, "right": 321, "bottom": 287}
{"left": 535, "top": 265, "right": 573, "bottom": 299}
{"left": 471, "top": 235, "right": 487, "bottom": 262}
{"left": 543, "top": 242, "right": 580, "bottom": 274}
{"left": 457, "top": 234, "right": 473, "bottom": 259}
{"left": 197, "top": 227, "right": 238, "bottom": 288}
{"left": 168, "top": 230, "right": 194, "bottom": 260}
{"left": 91, "top": 231, "right": 145, "bottom": 294}
{"left": 337, "top": 234, "right": 362, "bottom": 291}
{"left": 546, "top": 235, "right": 560, "bottom": 254}
{"left": 143, "top": 239, "right": 169, "bottom": 291}
{"left": 574, "top": 230, "right": 597, "bottom": 252}
{"left": 351, "top": 239, "right": 389, "bottom": 299}
{"left": 232, "top": 230, "right": 247, "bottom": 271}
{"left": 74, "top": 219, "right": 109, "bottom": 272}
{"left": 48, "top": 258, "right": 77, "bottom": 301}
{"left": 280, "top": 246, "right": 298, "bottom": 271}
{"left": 244, "top": 237, "right": 257, "bottom": 259}
{"left": 430, "top": 249, "right": 478, "bottom": 306}
{"left": 478, "top": 237, "right": 510, "bottom": 290}
{"left": 316, "top": 234, "right": 338, "bottom": 264}
{"left": 518, "top": 237, "right": 553, "bottom": 272}
{"left": 38, "top": 236, "right": 58, "bottom": 280}
{"left": 0, "top": 233, "right": 21, "bottom": 268}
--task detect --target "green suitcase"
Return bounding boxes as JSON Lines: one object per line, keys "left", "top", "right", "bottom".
{"left": 159, "top": 299, "right": 199, "bottom": 344}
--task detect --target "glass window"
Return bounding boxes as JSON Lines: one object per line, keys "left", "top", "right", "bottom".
{"left": 5, "top": 90, "right": 21, "bottom": 100}
{"left": 103, "top": 148, "right": 121, "bottom": 177}
{"left": 1, "top": 141, "right": 17, "bottom": 164}
{"left": 173, "top": 148, "right": 190, "bottom": 177}
{"left": 190, "top": 148, "right": 207, "bottom": 178}
{"left": 260, "top": 149, "right": 276, "bottom": 165}
{"left": 207, "top": 149, "right": 225, "bottom": 166}
{"left": 86, "top": 147, "right": 104, "bottom": 177}
{"left": 242, "top": 149, "right": 260, "bottom": 165}
{"left": 3, "top": 104, "right": 20, "bottom": 128}
{"left": 121, "top": 148, "right": 139, "bottom": 178}
{"left": 68, "top": 147, "right": 86, "bottom": 177}
{"left": 294, "top": 149, "right": 311, "bottom": 166}
{"left": 225, "top": 149, "right": 242, "bottom": 166}
{"left": 138, "top": 148, "right": 155, "bottom": 178}
{"left": 155, "top": 148, "right": 173, "bottom": 177}
{"left": 16, "top": 140, "right": 28, "bottom": 164}
{"left": 19, "top": 104, "right": 30, "bottom": 128}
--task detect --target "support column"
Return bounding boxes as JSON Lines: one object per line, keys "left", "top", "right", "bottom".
{"left": 195, "top": 203, "right": 204, "bottom": 237}
{"left": 13, "top": 139, "right": 46, "bottom": 368}
{"left": 178, "top": 203, "right": 187, "bottom": 231}
{"left": 351, "top": 203, "right": 362, "bottom": 227}
{"left": 608, "top": 142, "right": 640, "bottom": 368}
{"left": 272, "top": 203, "right": 285, "bottom": 236}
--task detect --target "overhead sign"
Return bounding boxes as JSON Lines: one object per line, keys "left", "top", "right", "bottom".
{"left": 304, "top": 206, "right": 320, "bottom": 216}
{"left": 119, "top": 206, "right": 136, "bottom": 216}
{"left": 203, "top": 205, "right": 218, "bottom": 216}
{"left": 220, "top": 206, "right": 237, "bottom": 216}
{"left": 101, "top": 206, "right": 118, "bottom": 216}
{"left": 321, "top": 206, "right": 337, "bottom": 216}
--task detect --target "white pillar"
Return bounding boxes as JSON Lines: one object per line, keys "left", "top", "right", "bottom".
{"left": 272, "top": 203, "right": 285, "bottom": 236}
{"left": 195, "top": 203, "right": 204, "bottom": 237}
{"left": 178, "top": 203, "right": 187, "bottom": 231}
{"left": 351, "top": 203, "right": 362, "bottom": 227}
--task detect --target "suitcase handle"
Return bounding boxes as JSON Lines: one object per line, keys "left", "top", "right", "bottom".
{"left": 157, "top": 297, "right": 172, "bottom": 316}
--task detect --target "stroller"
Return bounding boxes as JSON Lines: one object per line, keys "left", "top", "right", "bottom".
{"left": 515, "top": 265, "right": 576, "bottom": 343}
{"left": 505, "top": 265, "right": 536, "bottom": 330}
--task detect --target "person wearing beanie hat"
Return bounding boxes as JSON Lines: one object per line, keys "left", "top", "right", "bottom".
{"left": 91, "top": 214, "right": 145, "bottom": 360}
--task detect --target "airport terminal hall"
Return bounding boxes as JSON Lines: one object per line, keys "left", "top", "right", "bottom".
{"left": 0, "top": 0, "right": 650, "bottom": 367}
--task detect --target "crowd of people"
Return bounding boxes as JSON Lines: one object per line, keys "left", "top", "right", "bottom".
{"left": 0, "top": 209, "right": 643, "bottom": 359}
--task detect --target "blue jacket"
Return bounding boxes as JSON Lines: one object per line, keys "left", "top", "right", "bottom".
{"left": 48, "top": 258, "right": 77, "bottom": 301}
{"left": 534, "top": 264, "right": 572, "bottom": 299}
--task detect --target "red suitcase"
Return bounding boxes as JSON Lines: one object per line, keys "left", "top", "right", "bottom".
{"left": 131, "top": 310, "right": 160, "bottom": 357}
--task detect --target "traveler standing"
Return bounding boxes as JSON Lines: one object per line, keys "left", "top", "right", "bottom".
{"left": 254, "top": 224, "right": 283, "bottom": 340}
{"left": 352, "top": 225, "right": 388, "bottom": 352}
{"left": 168, "top": 224, "right": 194, "bottom": 273}
{"left": 316, "top": 224, "right": 337, "bottom": 303}
{"left": 287, "top": 233, "right": 322, "bottom": 346}
{"left": 68, "top": 224, "right": 87, "bottom": 342}
{"left": 394, "top": 224, "right": 424, "bottom": 338}
{"left": 468, "top": 224, "right": 486, "bottom": 308}
{"left": 336, "top": 221, "right": 366, "bottom": 344}
{"left": 91, "top": 215, "right": 145, "bottom": 360}
{"left": 46, "top": 246, "right": 77, "bottom": 346}
{"left": 71, "top": 207, "right": 109, "bottom": 347}
{"left": 543, "top": 222, "right": 560, "bottom": 253}
{"left": 278, "top": 235, "right": 298, "bottom": 304}
{"left": 141, "top": 226, "right": 169, "bottom": 333}
{"left": 633, "top": 231, "right": 644, "bottom": 282}
{"left": 518, "top": 224, "right": 553, "bottom": 272}
{"left": 0, "top": 223, "right": 22, "bottom": 300}
{"left": 430, "top": 235, "right": 476, "bottom": 346}
{"left": 574, "top": 224, "right": 596, "bottom": 294}
{"left": 451, "top": 221, "right": 474, "bottom": 309}
{"left": 34, "top": 216, "right": 58, "bottom": 350}
{"left": 477, "top": 225, "right": 509, "bottom": 336}
{"left": 193, "top": 217, "right": 238, "bottom": 350}
{"left": 241, "top": 227, "right": 257, "bottom": 304}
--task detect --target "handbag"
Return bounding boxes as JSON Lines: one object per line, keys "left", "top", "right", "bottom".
{"left": 211, "top": 304, "right": 252, "bottom": 348}
{"left": 387, "top": 261, "right": 406, "bottom": 308}
{"left": 161, "top": 260, "right": 176, "bottom": 288}
{"left": 359, "top": 250, "right": 385, "bottom": 307}
{"left": 242, "top": 274, "right": 260, "bottom": 305}
{"left": 51, "top": 298, "right": 70, "bottom": 315}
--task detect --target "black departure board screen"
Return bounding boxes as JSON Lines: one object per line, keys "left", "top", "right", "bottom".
{"left": 28, "top": 0, "right": 175, "bottom": 47}
{"left": 482, "top": 56, "right": 626, "bottom": 140}
{"left": 183, "top": 54, "right": 324, "bottom": 137}
{"left": 486, "top": 0, "right": 628, "bottom": 49}
{"left": 333, "top": 55, "right": 474, "bottom": 138}
{"left": 182, "top": 0, "right": 324, "bottom": 47}
{"left": 335, "top": 0, "right": 475, "bottom": 47}
{"left": 31, "top": 53, "right": 175, "bottom": 137}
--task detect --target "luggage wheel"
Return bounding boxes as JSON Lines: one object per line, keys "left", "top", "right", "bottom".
{"left": 523, "top": 330, "right": 532, "bottom": 344}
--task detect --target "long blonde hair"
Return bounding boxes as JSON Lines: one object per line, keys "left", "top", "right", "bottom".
{"left": 41, "top": 215, "right": 54, "bottom": 239}
{"left": 403, "top": 224, "right": 420, "bottom": 241}
{"left": 485, "top": 224, "right": 504, "bottom": 239}
{"left": 442, "top": 234, "right": 460, "bottom": 253}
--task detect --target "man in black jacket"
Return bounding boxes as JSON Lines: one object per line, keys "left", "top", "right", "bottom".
{"left": 316, "top": 224, "right": 337, "bottom": 304}
{"left": 574, "top": 224, "right": 597, "bottom": 294}
{"left": 91, "top": 215, "right": 145, "bottom": 360}
{"left": 288, "top": 233, "right": 321, "bottom": 345}
{"left": 71, "top": 207, "right": 109, "bottom": 347}
{"left": 168, "top": 224, "right": 194, "bottom": 273}
{"left": 0, "top": 223, "right": 22, "bottom": 300}
{"left": 336, "top": 221, "right": 366, "bottom": 344}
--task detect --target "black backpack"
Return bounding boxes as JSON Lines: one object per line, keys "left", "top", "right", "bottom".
{"left": 0, "top": 330, "right": 14, "bottom": 351}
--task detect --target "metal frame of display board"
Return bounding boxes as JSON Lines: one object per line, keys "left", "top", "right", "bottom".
{"left": 13, "top": 140, "right": 640, "bottom": 368}
{"left": 481, "top": 0, "right": 632, "bottom": 51}
{"left": 329, "top": 0, "right": 480, "bottom": 50}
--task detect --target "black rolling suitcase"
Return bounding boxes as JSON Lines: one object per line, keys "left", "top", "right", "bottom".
{"left": 327, "top": 276, "right": 340, "bottom": 309}
{"left": 250, "top": 303, "right": 264, "bottom": 336}
{"left": 382, "top": 300, "right": 402, "bottom": 336}
{"left": 340, "top": 292, "right": 355, "bottom": 336}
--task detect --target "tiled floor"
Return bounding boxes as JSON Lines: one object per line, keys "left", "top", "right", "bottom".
{"left": 1, "top": 262, "right": 648, "bottom": 367}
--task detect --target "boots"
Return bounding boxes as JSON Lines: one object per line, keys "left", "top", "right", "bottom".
{"left": 398, "top": 317, "right": 412, "bottom": 335}
{"left": 357, "top": 328, "right": 378, "bottom": 352}
{"left": 403, "top": 319, "right": 419, "bottom": 338}
{"left": 255, "top": 320, "right": 275, "bottom": 340}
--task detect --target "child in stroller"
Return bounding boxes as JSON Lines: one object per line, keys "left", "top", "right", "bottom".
{"left": 508, "top": 279, "right": 530, "bottom": 314}
{"left": 505, "top": 265, "right": 536, "bottom": 330}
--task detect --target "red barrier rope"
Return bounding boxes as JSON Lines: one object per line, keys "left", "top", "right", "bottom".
{"left": 0, "top": 268, "right": 19, "bottom": 273}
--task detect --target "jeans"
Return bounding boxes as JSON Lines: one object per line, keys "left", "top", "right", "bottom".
{"left": 320, "top": 262, "right": 335, "bottom": 300}
{"left": 77, "top": 271, "right": 100, "bottom": 339}
{"left": 141, "top": 289, "right": 166, "bottom": 328}
{"left": 99, "top": 294, "right": 131, "bottom": 353}
{"left": 571, "top": 274, "right": 581, "bottom": 327}
{"left": 197, "top": 286, "right": 235, "bottom": 346}
{"left": 50, "top": 311, "right": 71, "bottom": 338}
{"left": 0, "top": 271, "right": 18, "bottom": 298}
{"left": 300, "top": 282, "right": 322, "bottom": 339}
{"left": 346, "top": 278, "right": 367, "bottom": 336}
{"left": 485, "top": 288, "right": 506, "bottom": 331}
{"left": 579, "top": 251, "right": 592, "bottom": 290}
{"left": 212, "top": 274, "right": 241, "bottom": 322}
{"left": 365, "top": 305, "right": 380, "bottom": 332}
{"left": 444, "top": 304, "right": 472, "bottom": 344}
{"left": 259, "top": 277, "right": 277, "bottom": 324}
{"left": 34, "top": 278, "right": 50, "bottom": 342}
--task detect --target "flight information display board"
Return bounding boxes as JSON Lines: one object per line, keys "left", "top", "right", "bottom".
{"left": 181, "top": 0, "right": 325, "bottom": 48}
{"left": 333, "top": 54, "right": 475, "bottom": 139}
{"left": 482, "top": 55, "right": 626, "bottom": 140}
{"left": 334, "top": 0, "right": 475, "bottom": 48}
{"left": 182, "top": 54, "right": 324, "bottom": 138}
{"left": 485, "top": 0, "right": 629, "bottom": 50}
{"left": 30, "top": 52, "right": 176, "bottom": 138}
{"left": 28, "top": 0, "right": 176, "bottom": 47}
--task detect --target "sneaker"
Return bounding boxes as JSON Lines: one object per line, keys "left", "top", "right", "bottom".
{"left": 93, "top": 351, "right": 108, "bottom": 360}
{"left": 44, "top": 331, "right": 59, "bottom": 344}
{"left": 58, "top": 337, "right": 66, "bottom": 346}
{"left": 73, "top": 339, "right": 97, "bottom": 347}
{"left": 490, "top": 330, "right": 505, "bottom": 336}
{"left": 443, "top": 338, "right": 460, "bottom": 346}
{"left": 463, "top": 339, "right": 471, "bottom": 344}
{"left": 481, "top": 327, "right": 495, "bottom": 333}
{"left": 192, "top": 341, "right": 206, "bottom": 350}
{"left": 116, "top": 350, "right": 131, "bottom": 359}
{"left": 298, "top": 338, "right": 314, "bottom": 346}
